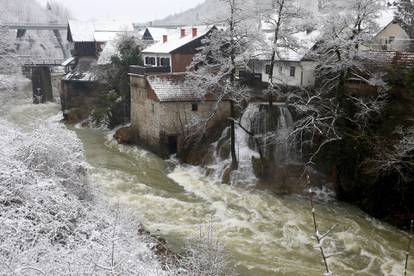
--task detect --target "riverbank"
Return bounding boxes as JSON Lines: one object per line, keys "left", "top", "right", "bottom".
{"left": 2, "top": 79, "right": 412, "bottom": 275}
{"left": 0, "top": 83, "right": 170, "bottom": 275}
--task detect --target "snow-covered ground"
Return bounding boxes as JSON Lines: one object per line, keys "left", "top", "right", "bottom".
{"left": 0, "top": 85, "right": 167, "bottom": 275}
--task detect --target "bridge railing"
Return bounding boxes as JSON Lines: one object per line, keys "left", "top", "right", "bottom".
{"left": 2, "top": 23, "right": 67, "bottom": 30}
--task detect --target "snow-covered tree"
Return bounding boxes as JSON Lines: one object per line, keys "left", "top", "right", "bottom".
{"left": 396, "top": 0, "right": 414, "bottom": 39}
{"left": 186, "top": 0, "right": 251, "bottom": 170}
{"left": 0, "top": 26, "right": 20, "bottom": 90}
{"left": 258, "top": 0, "right": 314, "bottom": 103}
{"left": 289, "top": 0, "right": 387, "bottom": 164}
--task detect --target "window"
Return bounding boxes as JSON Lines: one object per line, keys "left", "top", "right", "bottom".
{"left": 151, "top": 103, "right": 155, "bottom": 113}
{"left": 290, "top": 66, "right": 296, "bottom": 77}
{"left": 192, "top": 103, "right": 198, "bottom": 111}
{"left": 160, "top": 58, "right": 170, "bottom": 67}
{"left": 388, "top": 36, "right": 395, "bottom": 44}
{"left": 265, "top": 64, "right": 271, "bottom": 74}
{"left": 145, "top": 57, "right": 156, "bottom": 66}
{"left": 279, "top": 66, "right": 283, "bottom": 73}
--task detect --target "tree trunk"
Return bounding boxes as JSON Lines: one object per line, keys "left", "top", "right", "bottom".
{"left": 230, "top": 101, "right": 239, "bottom": 170}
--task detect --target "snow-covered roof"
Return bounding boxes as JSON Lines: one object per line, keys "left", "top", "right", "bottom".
{"left": 97, "top": 40, "right": 118, "bottom": 65}
{"left": 68, "top": 20, "right": 95, "bottom": 42}
{"left": 142, "top": 25, "right": 214, "bottom": 54}
{"left": 147, "top": 74, "right": 201, "bottom": 102}
{"left": 68, "top": 20, "right": 134, "bottom": 42}
{"left": 63, "top": 71, "right": 97, "bottom": 82}
{"left": 253, "top": 30, "right": 320, "bottom": 62}
{"left": 62, "top": 57, "right": 75, "bottom": 67}
{"left": 144, "top": 27, "right": 178, "bottom": 42}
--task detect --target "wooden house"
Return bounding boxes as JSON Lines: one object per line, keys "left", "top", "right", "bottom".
{"left": 142, "top": 26, "right": 215, "bottom": 73}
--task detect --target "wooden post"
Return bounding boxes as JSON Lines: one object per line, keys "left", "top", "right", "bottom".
{"left": 32, "top": 66, "right": 53, "bottom": 104}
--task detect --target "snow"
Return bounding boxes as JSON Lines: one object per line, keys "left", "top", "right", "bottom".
{"left": 68, "top": 20, "right": 95, "bottom": 42}
{"left": 61, "top": 56, "right": 75, "bottom": 66}
{"left": 97, "top": 39, "right": 118, "bottom": 65}
{"left": 144, "top": 27, "right": 179, "bottom": 42}
{"left": 142, "top": 25, "right": 214, "bottom": 54}
{"left": 68, "top": 19, "right": 134, "bottom": 42}
{"left": 147, "top": 74, "right": 202, "bottom": 102}
{"left": 253, "top": 30, "right": 320, "bottom": 62}
{"left": 63, "top": 71, "right": 97, "bottom": 82}
{"left": 0, "top": 115, "right": 165, "bottom": 275}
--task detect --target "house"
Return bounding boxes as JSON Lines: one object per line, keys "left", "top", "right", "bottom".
{"left": 141, "top": 26, "right": 215, "bottom": 73}
{"left": 129, "top": 71, "right": 231, "bottom": 157}
{"left": 61, "top": 20, "right": 134, "bottom": 123}
{"left": 67, "top": 20, "right": 134, "bottom": 58}
{"left": 249, "top": 30, "right": 319, "bottom": 88}
{"left": 370, "top": 8, "right": 411, "bottom": 52}
{"left": 141, "top": 27, "right": 178, "bottom": 43}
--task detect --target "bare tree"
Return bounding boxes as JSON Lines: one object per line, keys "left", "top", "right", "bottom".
{"left": 288, "top": 0, "right": 386, "bottom": 164}
{"left": 186, "top": 0, "right": 251, "bottom": 170}
{"left": 258, "top": 0, "right": 314, "bottom": 106}
{"left": 363, "top": 126, "right": 414, "bottom": 183}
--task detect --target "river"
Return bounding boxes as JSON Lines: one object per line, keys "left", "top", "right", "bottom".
{"left": 3, "top": 82, "right": 413, "bottom": 275}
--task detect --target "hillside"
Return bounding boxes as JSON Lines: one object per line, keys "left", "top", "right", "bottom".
{"left": 0, "top": 0, "right": 70, "bottom": 61}
{"left": 154, "top": 0, "right": 320, "bottom": 26}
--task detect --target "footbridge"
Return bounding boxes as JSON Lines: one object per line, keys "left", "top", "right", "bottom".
{"left": 3, "top": 22, "right": 67, "bottom": 31}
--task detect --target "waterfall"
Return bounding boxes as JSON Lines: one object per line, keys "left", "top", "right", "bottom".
{"left": 273, "top": 104, "right": 296, "bottom": 163}
{"left": 209, "top": 103, "right": 297, "bottom": 185}
{"left": 231, "top": 104, "right": 261, "bottom": 185}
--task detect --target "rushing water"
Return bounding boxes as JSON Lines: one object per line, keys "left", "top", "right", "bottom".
{"left": 3, "top": 83, "right": 413, "bottom": 275}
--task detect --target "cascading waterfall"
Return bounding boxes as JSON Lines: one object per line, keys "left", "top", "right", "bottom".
{"left": 231, "top": 104, "right": 261, "bottom": 185}
{"left": 209, "top": 102, "right": 297, "bottom": 185}
{"left": 273, "top": 104, "right": 296, "bottom": 163}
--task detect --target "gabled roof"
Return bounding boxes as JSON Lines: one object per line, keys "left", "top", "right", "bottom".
{"left": 147, "top": 74, "right": 201, "bottom": 102}
{"left": 142, "top": 25, "right": 214, "bottom": 54}
{"left": 67, "top": 20, "right": 134, "bottom": 43}
{"left": 142, "top": 27, "right": 177, "bottom": 42}
{"left": 376, "top": 7, "right": 397, "bottom": 31}
{"left": 68, "top": 20, "right": 95, "bottom": 42}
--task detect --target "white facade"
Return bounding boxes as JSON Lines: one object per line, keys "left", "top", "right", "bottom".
{"left": 142, "top": 53, "right": 172, "bottom": 68}
{"left": 373, "top": 21, "right": 411, "bottom": 51}
{"left": 250, "top": 60, "right": 317, "bottom": 88}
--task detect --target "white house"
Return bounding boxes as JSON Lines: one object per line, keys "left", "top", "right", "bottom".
{"left": 249, "top": 30, "right": 319, "bottom": 88}
{"left": 371, "top": 8, "right": 411, "bottom": 51}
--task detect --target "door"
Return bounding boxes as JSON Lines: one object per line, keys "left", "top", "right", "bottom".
{"left": 168, "top": 135, "right": 178, "bottom": 155}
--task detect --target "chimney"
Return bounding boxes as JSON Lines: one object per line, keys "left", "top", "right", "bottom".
{"left": 192, "top": 27, "right": 198, "bottom": 37}
{"left": 163, "top": 35, "right": 168, "bottom": 43}
{"left": 180, "top": 28, "right": 186, "bottom": 38}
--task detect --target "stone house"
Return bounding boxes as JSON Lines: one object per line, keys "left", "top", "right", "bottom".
{"left": 129, "top": 72, "right": 231, "bottom": 157}
{"left": 142, "top": 26, "right": 215, "bottom": 73}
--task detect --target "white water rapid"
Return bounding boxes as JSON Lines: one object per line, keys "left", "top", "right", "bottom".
{"left": 2, "top": 80, "right": 413, "bottom": 275}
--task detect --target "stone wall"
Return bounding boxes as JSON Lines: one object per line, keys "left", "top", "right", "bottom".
{"left": 60, "top": 80, "right": 99, "bottom": 123}
{"left": 130, "top": 74, "right": 232, "bottom": 158}
{"left": 130, "top": 75, "right": 161, "bottom": 152}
